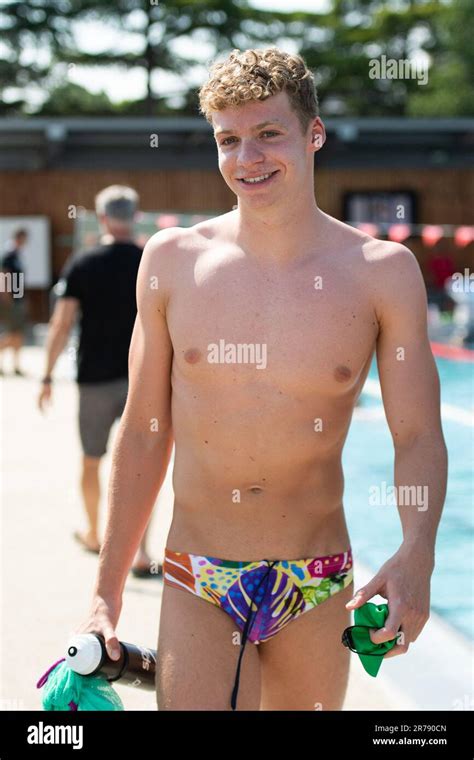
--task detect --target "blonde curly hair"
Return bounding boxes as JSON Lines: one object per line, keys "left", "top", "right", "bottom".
{"left": 198, "top": 47, "right": 319, "bottom": 135}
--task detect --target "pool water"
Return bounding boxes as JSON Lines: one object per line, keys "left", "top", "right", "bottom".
{"left": 343, "top": 356, "right": 473, "bottom": 641}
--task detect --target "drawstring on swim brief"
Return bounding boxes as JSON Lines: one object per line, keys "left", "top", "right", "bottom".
{"left": 230, "top": 559, "right": 278, "bottom": 711}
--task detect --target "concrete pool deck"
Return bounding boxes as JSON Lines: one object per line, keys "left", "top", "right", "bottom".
{"left": 1, "top": 346, "right": 472, "bottom": 711}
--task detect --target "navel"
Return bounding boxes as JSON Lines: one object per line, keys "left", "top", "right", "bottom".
{"left": 334, "top": 365, "right": 352, "bottom": 382}
{"left": 184, "top": 348, "right": 202, "bottom": 364}
{"left": 248, "top": 486, "right": 264, "bottom": 495}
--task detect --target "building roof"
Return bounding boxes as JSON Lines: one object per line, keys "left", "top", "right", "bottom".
{"left": 0, "top": 117, "right": 473, "bottom": 170}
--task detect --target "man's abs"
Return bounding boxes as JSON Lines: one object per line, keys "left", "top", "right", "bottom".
{"left": 166, "top": 380, "right": 358, "bottom": 560}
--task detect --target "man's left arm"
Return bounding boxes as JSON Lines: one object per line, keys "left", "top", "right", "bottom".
{"left": 37, "top": 297, "right": 78, "bottom": 412}
{"left": 347, "top": 244, "right": 448, "bottom": 657}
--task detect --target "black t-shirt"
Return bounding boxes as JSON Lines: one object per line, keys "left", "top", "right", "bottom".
{"left": 2, "top": 248, "right": 24, "bottom": 276}
{"left": 57, "top": 242, "right": 142, "bottom": 383}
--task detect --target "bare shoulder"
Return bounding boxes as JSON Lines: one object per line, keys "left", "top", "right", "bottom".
{"left": 360, "top": 237, "right": 424, "bottom": 287}
{"left": 135, "top": 227, "right": 181, "bottom": 306}
{"left": 322, "top": 214, "right": 422, "bottom": 280}
{"left": 142, "top": 211, "right": 234, "bottom": 266}
{"left": 136, "top": 213, "right": 231, "bottom": 303}
{"left": 358, "top": 237, "right": 427, "bottom": 326}
{"left": 141, "top": 224, "right": 194, "bottom": 264}
{"left": 142, "top": 211, "right": 231, "bottom": 260}
{"left": 361, "top": 235, "right": 419, "bottom": 269}
{"left": 325, "top": 215, "right": 427, "bottom": 325}
{"left": 137, "top": 224, "right": 203, "bottom": 293}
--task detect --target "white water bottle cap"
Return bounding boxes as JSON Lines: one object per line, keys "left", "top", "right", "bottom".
{"left": 66, "top": 633, "right": 104, "bottom": 675}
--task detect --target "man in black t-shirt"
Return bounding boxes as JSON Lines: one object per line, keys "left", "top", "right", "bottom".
{"left": 37, "top": 186, "right": 159, "bottom": 577}
{"left": 0, "top": 228, "right": 29, "bottom": 375}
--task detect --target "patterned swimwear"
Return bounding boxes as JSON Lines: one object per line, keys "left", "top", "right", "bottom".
{"left": 163, "top": 546, "right": 354, "bottom": 710}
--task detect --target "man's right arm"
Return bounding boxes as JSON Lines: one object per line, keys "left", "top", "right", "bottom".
{"left": 83, "top": 230, "right": 177, "bottom": 650}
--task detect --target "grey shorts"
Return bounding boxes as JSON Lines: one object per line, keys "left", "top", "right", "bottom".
{"left": 78, "top": 377, "right": 128, "bottom": 458}
{"left": 0, "top": 297, "right": 28, "bottom": 333}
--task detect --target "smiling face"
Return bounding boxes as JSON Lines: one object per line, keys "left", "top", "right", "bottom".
{"left": 212, "top": 90, "right": 325, "bottom": 209}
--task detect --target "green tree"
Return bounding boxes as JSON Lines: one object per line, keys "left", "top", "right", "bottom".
{"left": 0, "top": 0, "right": 96, "bottom": 114}
{"left": 1, "top": 0, "right": 472, "bottom": 117}
{"left": 39, "top": 0, "right": 302, "bottom": 115}
{"left": 35, "top": 81, "right": 116, "bottom": 115}
{"left": 407, "top": 0, "right": 474, "bottom": 116}
{"left": 299, "top": 0, "right": 451, "bottom": 116}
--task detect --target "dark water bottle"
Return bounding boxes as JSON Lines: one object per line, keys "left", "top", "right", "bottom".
{"left": 66, "top": 633, "right": 156, "bottom": 691}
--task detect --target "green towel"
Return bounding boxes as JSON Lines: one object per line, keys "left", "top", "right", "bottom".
{"left": 40, "top": 660, "right": 124, "bottom": 711}
{"left": 353, "top": 602, "right": 398, "bottom": 677}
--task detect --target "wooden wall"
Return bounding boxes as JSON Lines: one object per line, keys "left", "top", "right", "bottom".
{"left": 1, "top": 167, "right": 472, "bottom": 321}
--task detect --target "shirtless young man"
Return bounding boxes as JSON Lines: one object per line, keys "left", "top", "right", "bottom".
{"left": 79, "top": 48, "right": 447, "bottom": 711}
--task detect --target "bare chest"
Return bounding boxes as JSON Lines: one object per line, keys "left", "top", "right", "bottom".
{"left": 168, "top": 254, "right": 378, "bottom": 398}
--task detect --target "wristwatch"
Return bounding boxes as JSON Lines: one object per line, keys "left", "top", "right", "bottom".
{"left": 41, "top": 376, "right": 52, "bottom": 384}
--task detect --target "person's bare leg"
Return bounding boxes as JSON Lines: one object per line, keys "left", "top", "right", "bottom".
{"left": 76, "top": 455, "right": 101, "bottom": 551}
{"left": 132, "top": 524, "right": 154, "bottom": 571}
{"left": 156, "top": 584, "right": 261, "bottom": 710}
{"left": 258, "top": 579, "right": 354, "bottom": 710}
{"left": 0, "top": 333, "right": 14, "bottom": 371}
{"left": 11, "top": 332, "right": 23, "bottom": 372}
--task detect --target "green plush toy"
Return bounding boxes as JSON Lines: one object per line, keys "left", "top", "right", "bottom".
{"left": 37, "top": 658, "right": 124, "bottom": 711}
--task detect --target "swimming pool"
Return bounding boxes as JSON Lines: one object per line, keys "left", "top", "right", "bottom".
{"left": 343, "top": 354, "right": 473, "bottom": 641}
